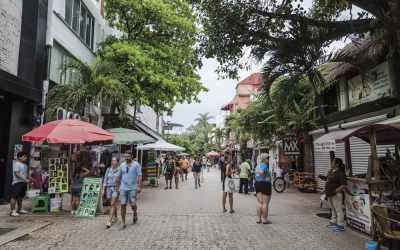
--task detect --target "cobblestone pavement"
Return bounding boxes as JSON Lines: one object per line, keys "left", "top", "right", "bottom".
{"left": 0, "top": 168, "right": 374, "bottom": 249}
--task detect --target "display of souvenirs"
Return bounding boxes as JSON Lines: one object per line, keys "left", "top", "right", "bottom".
{"left": 48, "top": 158, "right": 69, "bottom": 194}
{"left": 76, "top": 178, "right": 102, "bottom": 218}
{"left": 100, "top": 150, "right": 111, "bottom": 168}
{"left": 147, "top": 148, "right": 157, "bottom": 185}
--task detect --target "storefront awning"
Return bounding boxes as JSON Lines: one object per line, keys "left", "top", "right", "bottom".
{"left": 314, "top": 124, "right": 400, "bottom": 151}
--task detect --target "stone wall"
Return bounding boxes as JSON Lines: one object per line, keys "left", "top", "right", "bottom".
{"left": 0, "top": 0, "right": 22, "bottom": 76}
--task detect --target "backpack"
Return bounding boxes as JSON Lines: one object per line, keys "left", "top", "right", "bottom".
{"left": 219, "top": 156, "right": 225, "bottom": 165}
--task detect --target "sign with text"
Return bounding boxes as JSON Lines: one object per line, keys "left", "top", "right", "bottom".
{"left": 345, "top": 181, "right": 371, "bottom": 236}
{"left": 282, "top": 135, "right": 300, "bottom": 156}
{"left": 348, "top": 60, "right": 390, "bottom": 108}
{"left": 76, "top": 178, "right": 102, "bottom": 218}
{"left": 313, "top": 140, "right": 336, "bottom": 152}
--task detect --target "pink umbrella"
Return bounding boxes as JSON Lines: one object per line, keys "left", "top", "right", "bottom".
{"left": 22, "top": 119, "right": 115, "bottom": 143}
{"left": 206, "top": 151, "right": 220, "bottom": 157}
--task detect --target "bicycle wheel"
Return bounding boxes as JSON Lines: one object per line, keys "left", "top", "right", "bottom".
{"left": 301, "top": 179, "right": 317, "bottom": 193}
{"left": 273, "top": 177, "right": 286, "bottom": 193}
{"left": 232, "top": 171, "right": 239, "bottom": 179}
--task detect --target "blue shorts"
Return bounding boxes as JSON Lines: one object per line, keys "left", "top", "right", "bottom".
{"left": 71, "top": 188, "right": 82, "bottom": 198}
{"left": 119, "top": 189, "right": 137, "bottom": 205}
{"left": 106, "top": 186, "right": 119, "bottom": 199}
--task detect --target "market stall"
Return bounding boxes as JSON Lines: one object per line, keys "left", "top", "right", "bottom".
{"left": 314, "top": 124, "right": 400, "bottom": 239}
{"left": 136, "top": 140, "right": 185, "bottom": 186}
{"left": 22, "top": 119, "right": 115, "bottom": 214}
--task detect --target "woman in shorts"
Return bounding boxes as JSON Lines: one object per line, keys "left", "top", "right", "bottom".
{"left": 70, "top": 167, "right": 90, "bottom": 215}
{"left": 164, "top": 155, "right": 174, "bottom": 189}
{"left": 174, "top": 156, "right": 181, "bottom": 189}
{"left": 254, "top": 153, "right": 272, "bottom": 224}
{"left": 102, "top": 157, "right": 120, "bottom": 228}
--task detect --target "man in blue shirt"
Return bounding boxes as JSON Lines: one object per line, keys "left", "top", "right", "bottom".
{"left": 116, "top": 150, "right": 142, "bottom": 230}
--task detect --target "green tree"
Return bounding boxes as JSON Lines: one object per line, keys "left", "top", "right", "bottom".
{"left": 195, "top": 112, "right": 214, "bottom": 129}
{"left": 257, "top": 17, "right": 372, "bottom": 159}
{"left": 45, "top": 57, "right": 131, "bottom": 121}
{"left": 98, "top": 0, "right": 208, "bottom": 116}
{"left": 168, "top": 136, "right": 196, "bottom": 156}
{"left": 190, "top": 0, "right": 399, "bottom": 79}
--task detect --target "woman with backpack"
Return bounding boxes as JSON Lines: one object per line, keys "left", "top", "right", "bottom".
{"left": 70, "top": 167, "right": 90, "bottom": 215}
{"left": 102, "top": 157, "right": 121, "bottom": 228}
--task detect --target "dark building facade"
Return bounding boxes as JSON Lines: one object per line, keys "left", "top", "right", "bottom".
{"left": 0, "top": 0, "right": 48, "bottom": 201}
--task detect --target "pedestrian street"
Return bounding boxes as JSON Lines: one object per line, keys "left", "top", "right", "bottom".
{"left": 0, "top": 168, "right": 373, "bottom": 250}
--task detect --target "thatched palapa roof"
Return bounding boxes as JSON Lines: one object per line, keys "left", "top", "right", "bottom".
{"left": 323, "top": 34, "right": 387, "bottom": 85}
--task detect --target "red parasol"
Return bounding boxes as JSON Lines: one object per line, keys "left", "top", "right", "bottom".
{"left": 22, "top": 119, "right": 115, "bottom": 143}
{"left": 206, "top": 151, "right": 221, "bottom": 157}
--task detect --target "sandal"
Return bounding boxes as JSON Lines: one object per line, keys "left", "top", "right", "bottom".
{"left": 223, "top": 209, "right": 227, "bottom": 212}
{"left": 256, "top": 220, "right": 262, "bottom": 224}
{"left": 229, "top": 210, "right": 235, "bottom": 213}
{"left": 164, "top": 187, "right": 169, "bottom": 190}
{"left": 176, "top": 187, "right": 179, "bottom": 189}
{"left": 263, "top": 220, "right": 272, "bottom": 224}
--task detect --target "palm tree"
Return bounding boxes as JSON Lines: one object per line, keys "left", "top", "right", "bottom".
{"left": 257, "top": 17, "right": 373, "bottom": 160}
{"left": 45, "top": 56, "right": 132, "bottom": 122}
{"left": 211, "top": 127, "right": 225, "bottom": 152}
{"left": 195, "top": 112, "right": 214, "bottom": 129}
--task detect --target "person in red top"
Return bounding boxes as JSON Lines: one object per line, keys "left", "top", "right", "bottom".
{"left": 323, "top": 158, "right": 347, "bottom": 232}
{"left": 180, "top": 156, "right": 189, "bottom": 181}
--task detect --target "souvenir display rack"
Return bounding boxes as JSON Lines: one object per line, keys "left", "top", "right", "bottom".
{"left": 146, "top": 148, "right": 157, "bottom": 186}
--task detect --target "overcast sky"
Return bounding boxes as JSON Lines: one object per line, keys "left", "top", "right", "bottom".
{"left": 165, "top": 3, "right": 363, "bottom": 130}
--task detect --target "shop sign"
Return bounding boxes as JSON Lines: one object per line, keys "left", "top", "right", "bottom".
{"left": 282, "top": 135, "right": 300, "bottom": 156}
{"left": 348, "top": 61, "right": 391, "bottom": 108}
{"left": 339, "top": 76, "right": 348, "bottom": 110}
{"left": 345, "top": 181, "right": 372, "bottom": 236}
{"left": 76, "top": 178, "right": 102, "bottom": 218}
{"left": 313, "top": 140, "right": 336, "bottom": 152}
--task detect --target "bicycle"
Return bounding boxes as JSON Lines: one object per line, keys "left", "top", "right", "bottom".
{"left": 273, "top": 169, "right": 318, "bottom": 193}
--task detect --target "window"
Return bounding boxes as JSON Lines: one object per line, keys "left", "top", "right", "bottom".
{"left": 50, "top": 42, "right": 75, "bottom": 85}
{"left": 65, "top": 0, "right": 95, "bottom": 50}
{"left": 79, "top": 5, "right": 87, "bottom": 40}
{"left": 72, "top": 0, "right": 80, "bottom": 33}
{"left": 65, "top": 0, "right": 73, "bottom": 26}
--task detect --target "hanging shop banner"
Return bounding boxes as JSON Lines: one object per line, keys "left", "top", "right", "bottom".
{"left": 48, "top": 158, "right": 69, "bottom": 194}
{"left": 313, "top": 140, "right": 336, "bottom": 152}
{"left": 282, "top": 135, "right": 300, "bottom": 156}
{"left": 348, "top": 60, "right": 391, "bottom": 108}
{"left": 345, "top": 181, "right": 371, "bottom": 236}
{"left": 76, "top": 178, "right": 102, "bottom": 218}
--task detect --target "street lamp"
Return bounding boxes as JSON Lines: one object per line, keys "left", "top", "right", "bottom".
{"left": 167, "top": 121, "right": 170, "bottom": 142}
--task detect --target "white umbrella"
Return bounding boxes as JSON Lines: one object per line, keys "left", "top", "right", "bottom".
{"left": 136, "top": 140, "right": 185, "bottom": 151}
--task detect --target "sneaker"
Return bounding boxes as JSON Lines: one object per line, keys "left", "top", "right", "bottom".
{"left": 111, "top": 216, "right": 117, "bottom": 223}
{"left": 106, "top": 222, "right": 111, "bottom": 228}
{"left": 71, "top": 210, "right": 76, "bottom": 214}
{"left": 118, "top": 224, "right": 126, "bottom": 231}
{"left": 10, "top": 210, "right": 19, "bottom": 217}
{"left": 185, "top": 177, "right": 187, "bottom": 180}
{"left": 326, "top": 222, "right": 337, "bottom": 228}
{"left": 18, "top": 209, "right": 28, "bottom": 214}
{"left": 199, "top": 184, "right": 201, "bottom": 187}
{"left": 133, "top": 215, "right": 138, "bottom": 224}
{"left": 169, "top": 186, "right": 172, "bottom": 189}
{"left": 333, "top": 225, "right": 345, "bottom": 232}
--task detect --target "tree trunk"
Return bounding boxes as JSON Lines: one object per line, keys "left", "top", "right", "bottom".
{"left": 89, "top": 98, "right": 93, "bottom": 123}
{"left": 132, "top": 100, "right": 137, "bottom": 130}
{"left": 312, "top": 82, "right": 335, "bottom": 161}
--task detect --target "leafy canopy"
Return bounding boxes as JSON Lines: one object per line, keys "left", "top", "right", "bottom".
{"left": 45, "top": 57, "right": 131, "bottom": 121}
{"left": 98, "top": 0, "right": 208, "bottom": 116}
{"left": 190, "top": 0, "right": 399, "bottom": 79}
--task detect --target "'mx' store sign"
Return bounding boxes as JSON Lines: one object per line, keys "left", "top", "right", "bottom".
{"left": 283, "top": 135, "right": 300, "bottom": 156}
